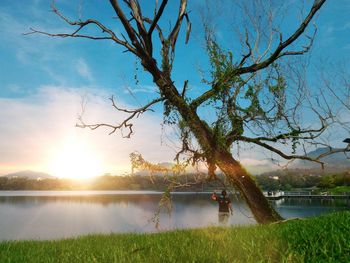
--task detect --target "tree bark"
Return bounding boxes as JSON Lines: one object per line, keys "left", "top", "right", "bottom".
{"left": 214, "top": 149, "right": 283, "bottom": 223}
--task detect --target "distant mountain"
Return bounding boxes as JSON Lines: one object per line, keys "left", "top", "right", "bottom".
{"left": 295, "top": 147, "right": 350, "bottom": 168}
{"left": 2, "top": 170, "right": 55, "bottom": 180}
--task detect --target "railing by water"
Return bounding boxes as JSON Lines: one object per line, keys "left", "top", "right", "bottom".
{"left": 264, "top": 191, "right": 350, "bottom": 200}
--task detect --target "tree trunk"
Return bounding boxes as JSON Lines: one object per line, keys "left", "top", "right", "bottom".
{"left": 215, "top": 149, "right": 283, "bottom": 224}
{"left": 149, "top": 64, "right": 282, "bottom": 224}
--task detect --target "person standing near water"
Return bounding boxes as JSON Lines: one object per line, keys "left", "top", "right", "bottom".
{"left": 211, "top": 190, "right": 233, "bottom": 225}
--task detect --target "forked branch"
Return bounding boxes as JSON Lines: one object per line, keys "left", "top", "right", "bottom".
{"left": 148, "top": 0, "right": 168, "bottom": 35}
{"left": 24, "top": 2, "right": 137, "bottom": 54}
{"left": 77, "top": 97, "right": 164, "bottom": 138}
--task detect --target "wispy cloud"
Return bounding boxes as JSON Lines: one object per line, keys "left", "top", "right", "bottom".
{"left": 0, "top": 8, "right": 68, "bottom": 63}
{"left": 5, "top": 84, "right": 22, "bottom": 93}
{"left": 76, "top": 58, "right": 93, "bottom": 82}
{"left": 240, "top": 158, "right": 270, "bottom": 166}
{"left": 123, "top": 85, "right": 158, "bottom": 94}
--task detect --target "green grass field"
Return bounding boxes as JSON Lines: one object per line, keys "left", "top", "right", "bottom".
{"left": 0, "top": 211, "right": 349, "bottom": 263}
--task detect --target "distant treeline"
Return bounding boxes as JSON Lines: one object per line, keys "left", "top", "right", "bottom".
{"left": 255, "top": 171, "right": 350, "bottom": 191}
{"left": 0, "top": 174, "right": 224, "bottom": 191}
{"left": 0, "top": 171, "right": 349, "bottom": 191}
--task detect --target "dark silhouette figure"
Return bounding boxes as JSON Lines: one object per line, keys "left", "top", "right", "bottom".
{"left": 211, "top": 190, "right": 233, "bottom": 225}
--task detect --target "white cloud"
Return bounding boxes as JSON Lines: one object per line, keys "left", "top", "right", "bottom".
{"left": 340, "top": 22, "right": 350, "bottom": 31}
{"left": 123, "top": 85, "right": 158, "bottom": 94}
{"left": 0, "top": 85, "right": 175, "bottom": 176}
{"left": 6, "top": 84, "right": 22, "bottom": 93}
{"left": 76, "top": 58, "right": 93, "bottom": 82}
{"left": 240, "top": 158, "right": 270, "bottom": 166}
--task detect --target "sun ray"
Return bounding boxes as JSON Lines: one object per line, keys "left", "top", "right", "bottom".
{"left": 47, "top": 136, "right": 104, "bottom": 179}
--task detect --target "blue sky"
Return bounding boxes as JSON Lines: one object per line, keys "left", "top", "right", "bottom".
{"left": 0, "top": 0, "right": 349, "bottom": 177}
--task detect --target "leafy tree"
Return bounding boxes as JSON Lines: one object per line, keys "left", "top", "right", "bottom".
{"left": 27, "top": 0, "right": 350, "bottom": 223}
{"left": 318, "top": 175, "right": 335, "bottom": 189}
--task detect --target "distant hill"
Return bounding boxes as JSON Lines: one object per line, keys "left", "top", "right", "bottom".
{"left": 295, "top": 147, "right": 350, "bottom": 169}
{"left": 2, "top": 170, "right": 55, "bottom": 180}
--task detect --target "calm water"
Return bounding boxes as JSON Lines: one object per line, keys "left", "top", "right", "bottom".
{"left": 0, "top": 191, "right": 349, "bottom": 241}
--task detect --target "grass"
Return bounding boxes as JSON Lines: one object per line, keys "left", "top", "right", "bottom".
{"left": 326, "top": 186, "right": 350, "bottom": 194}
{"left": 0, "top": 211, "right": 349, "bottom": 263}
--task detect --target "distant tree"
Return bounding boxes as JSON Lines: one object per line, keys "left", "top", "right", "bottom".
{"left": 27, "top": 0, "right": 350, "bottom": 223}
{"left": 318, "top": 175, "right": 335, "bottom": 189}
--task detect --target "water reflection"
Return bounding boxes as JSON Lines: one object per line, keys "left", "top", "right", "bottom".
{"left": 0, "top": 191, "right": 348, "bottom": 241}
{"left": 273, "top": 197, "right": 350, "bottom": 218}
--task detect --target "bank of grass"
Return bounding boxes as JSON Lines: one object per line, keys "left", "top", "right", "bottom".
{"left": 0, "top": 212, "right": 349, "bottom": 263}
{"left": 326, "top": 186, "right": 350, "bottom": 194}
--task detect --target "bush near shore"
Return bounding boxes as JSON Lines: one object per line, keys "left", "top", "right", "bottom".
{"left": 0, "top": 211, "right": 349, "bottom": 263}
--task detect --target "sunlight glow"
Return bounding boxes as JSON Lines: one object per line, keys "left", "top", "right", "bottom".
{"left": 47, "top": 137, "right": 104, "bottom": 179}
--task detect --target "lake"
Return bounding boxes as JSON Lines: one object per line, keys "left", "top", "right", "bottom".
{"left": 0, "top": 191, "right": 349, "bottom": 241}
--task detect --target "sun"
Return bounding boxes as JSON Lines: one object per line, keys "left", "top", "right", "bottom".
{"left": 47, "top": 137, "right": 104, "bottom": 180}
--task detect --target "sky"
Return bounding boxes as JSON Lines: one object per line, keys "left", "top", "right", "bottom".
{"left": 0, "top": 0, "right": 349, "bottom": 178}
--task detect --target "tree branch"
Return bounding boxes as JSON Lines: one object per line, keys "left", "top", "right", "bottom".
{"left": 148, "top": 0, "right": 168, "bottom": 36}
{"left": 238, "top": 29, "right": 253, "bottom": 67}
{"left": 77, "top": 97, "right": 164, "bottom": 138}
{"left": 25, "top": 2, "right": 138, "bottom": 54}
{"left": 109, "top": 0, "right": 145, "bottom": 56}
{"left": 235, "top": 0, "right": 325, "bottom": 75}
{"left": 168, "top": 0, "right": 188, "bottom": 51}
{"left": 143, "top": 17, "right": 166, "bottom": 44}
{"left": 236, "top": 135, "right": 350, "bottom": 168}
{"left": 124, "top": 0, "right": 153, "bottom": 55}
{"left": 190, "top": 74, "right": 254, "bottom": 110}
{"left": 24, "top": 28, "right": 113, "bottom": 41}
{"left": 227, "top": 116, "right": 327, "bottom": 145}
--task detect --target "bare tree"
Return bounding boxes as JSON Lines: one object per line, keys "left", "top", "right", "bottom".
{"left": 26, "top": 0, "right": 350, "bottom": 223}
